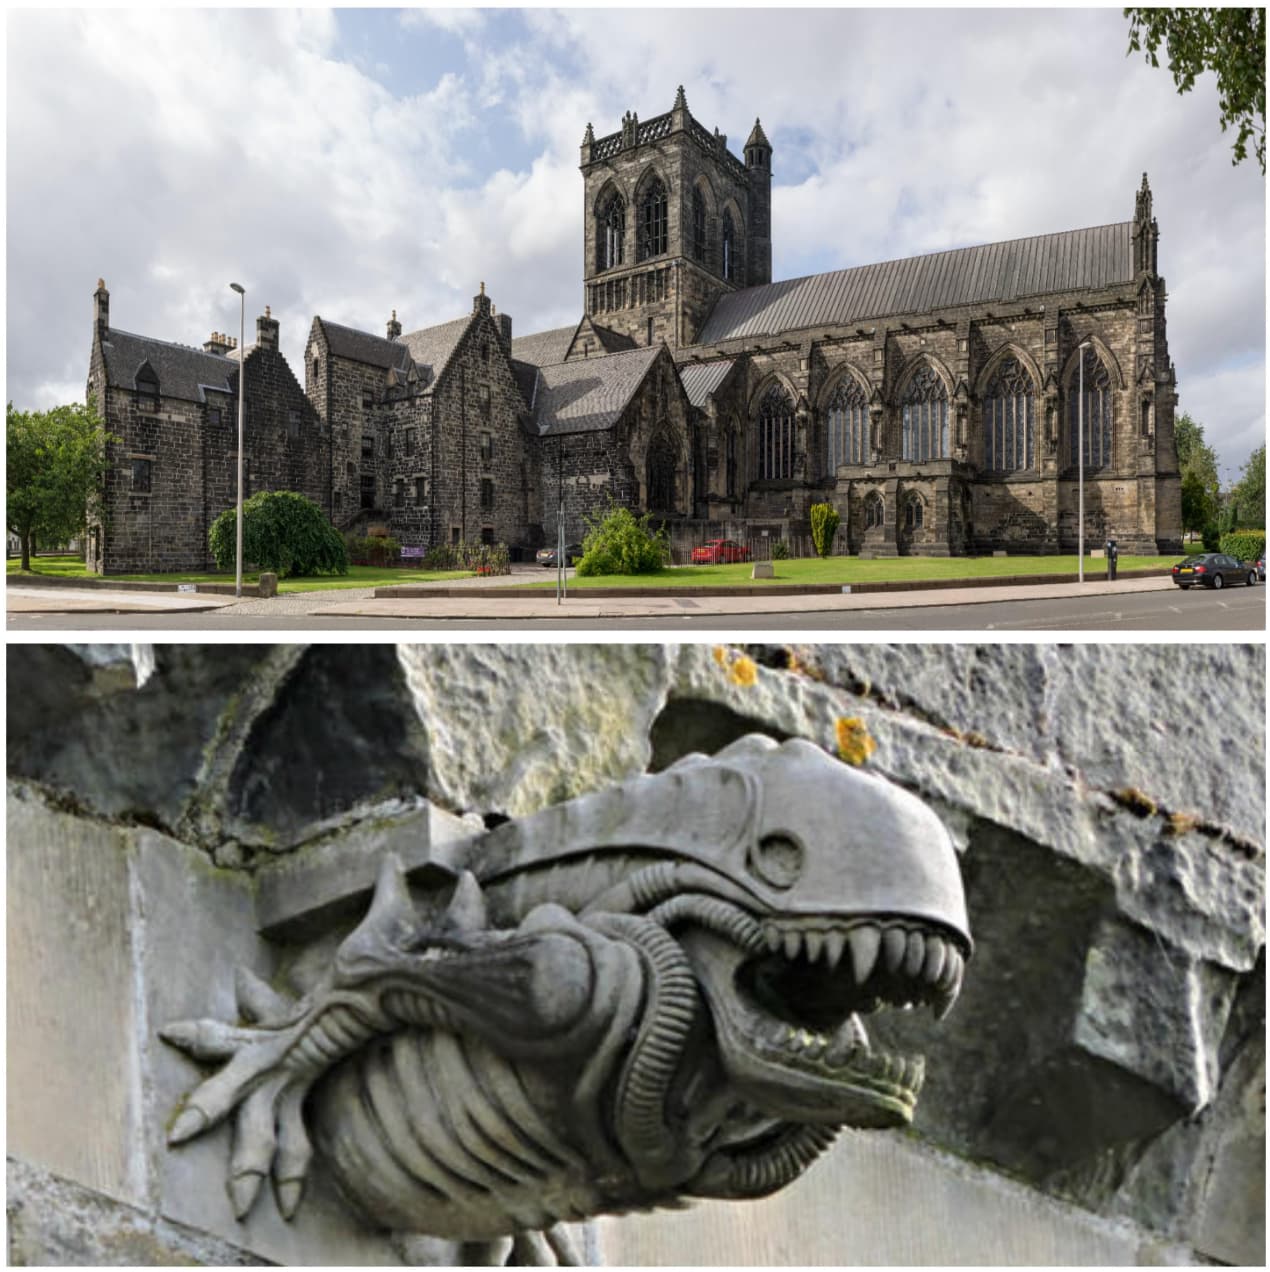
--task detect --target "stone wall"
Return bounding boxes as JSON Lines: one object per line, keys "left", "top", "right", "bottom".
{"left": 7, "top": 644, "right": 1263, "bottom": 1266}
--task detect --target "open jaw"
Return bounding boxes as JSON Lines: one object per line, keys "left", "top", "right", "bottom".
{"left": 687, "top": 915, "right": 968, "bottom": 1129}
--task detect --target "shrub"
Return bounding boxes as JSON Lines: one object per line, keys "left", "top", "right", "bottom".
{"left": 420, "top": 539, "right": 510, "bottom": 574}
{"left": 575, "top": 502, "right": 668, "bottom": 576}
{"left": 423, "top": 542, "right": 463, "bottom": 570}
{"left": 208, "top": 490, "right": 347, "bottom": 578}
{"left": 1219, "top": 529, "right": 1266, "bottom": 561}
{"left": 771, "top": 538, "right": 790, "bottom": 560}
{"left": 347, "top": 534, "right": 400, "bottom": 567}
{"left": 809, "top": 503, "right": 841, "bottom": 558}
{"left": 1201, "top": 524, "right": 1222, "bottom": 552}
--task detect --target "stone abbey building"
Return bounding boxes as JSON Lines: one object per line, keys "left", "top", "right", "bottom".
{"left": 86, "top": 87, "right": 1182, "bottom": 572}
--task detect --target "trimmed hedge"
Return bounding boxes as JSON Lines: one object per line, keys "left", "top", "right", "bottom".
{"left": 1219, "top": 530, "right": 1265, "bottom": 561}
{"left": 810, "top": 503, "right": 841, "bottom": 558}
{"left": 576, "top": 503, "right": 667, "bottom": 576}
{"left": 209, "top": 490, "right": 348, "bottom": 578}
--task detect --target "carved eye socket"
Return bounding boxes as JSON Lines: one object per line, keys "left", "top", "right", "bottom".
{"left": 749, "top": 832, "right": 804, "bottom": 889}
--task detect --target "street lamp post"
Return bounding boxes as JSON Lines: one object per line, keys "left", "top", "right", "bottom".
{"left": 230, "top": 283, "right": 245, "bottom": 597}
{"left": 1077, "top": 340, "right": 1090, "bottom": 583}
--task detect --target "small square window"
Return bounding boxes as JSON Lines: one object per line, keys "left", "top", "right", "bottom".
{"left": 209, "top": 407, "right": 222, "bottom": 427}
{"left": 362, "top": 388, "right": 375, "bottom": 410}
{"left": 137, "top": 380, "right": 159, "bottom": 412}
{"left": 480, "top": 526, "right": 495, "bottom": 545}
{"left": 131, "top": 459, "right": 152, "bottom": 493}
{"left": 480, "top": 432, "right": 493, "bottom": 464}
{"left": 480, "top": 477, "right": 495, "bottom": 510}
{"left": 393, "top": 479, "right": 404, "bottom": 508}
{"left": 415, "top": 477, "right": 428, "bottom": 503}
{"left": 361, "top": 434, "right": 374, "bottom": 461}
{"left": 479, "top": 384, "right": 491, "bottom": 418}
{"left": 288, "top": 409, "right": 301, "bottom": 439}
{"left": 404, "top": 428, "right": 416, "bottom": 457}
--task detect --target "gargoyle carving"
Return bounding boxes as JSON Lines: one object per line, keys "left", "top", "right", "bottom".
{"left": 162, "top": 734, "right": 971, "bottom": 1263}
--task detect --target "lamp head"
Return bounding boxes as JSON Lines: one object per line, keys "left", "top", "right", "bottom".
{"left": 230, "top": 282, "right": 245, "bottom": 295}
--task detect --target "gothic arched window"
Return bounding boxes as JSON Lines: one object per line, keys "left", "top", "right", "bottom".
{"left": 983, "top": 356, "right": 1035, "bottom": 472}
{"left": 638, "top": 177, "right": 668, "bottom": 261}
{"left": 901, "top": 365, "right": 949, "bottom": 463}
{"left": 722, "top": 210, "right": 736, "bottom": 281}
{"left": 598, "top": 193, "right": 625, "bottom": 272}
{"left": 692, "top": 187, "right": 707, "bottom": 262}
{"left": 904, "top": 495, "right": 925, "bottom": 530}
{"left": 864, "top": 491, "right": 884, "bottom": 529}
{"left": 756, "top": 384, "right": 795, "bottom": 481}
{"left": 826, "top": 376, "right": 869, "bottom": 470}
{"left": 1068, "top": 346, "right": 1113, "bottom": 469}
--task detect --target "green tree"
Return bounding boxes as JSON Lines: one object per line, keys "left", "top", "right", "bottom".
{"left": 1125, "top": 8, "right": 1266, "bottom": 171}
{"left": 1230, "top": 443, "right": 1265, "bottom": 529}
{"left": 809, "top": 502, "right": 841, "bottom": 558}
{"left": 1173, "top": 412, "right": 1221, "bottom": 539}
{"left": 208, "top": 490, "right": 348, "bottom": 578}
{"left": 6, "top": 399, "right": 115, "bottom": 571}
{"left": 575, "top": 500, "right": 667, "bottom": 576}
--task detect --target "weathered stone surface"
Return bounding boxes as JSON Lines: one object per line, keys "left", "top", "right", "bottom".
{"left": 396, "top": 643, "right": 675, "bottom": 816}
{"left": 7, "top": 788, "right": 147, "bottom": 1206}
{"left": 7, "top": 1158, "right": 262, "bottom": 1266}
{"left": 596, "top": 1131, "right": 1146, "bottom": 1265}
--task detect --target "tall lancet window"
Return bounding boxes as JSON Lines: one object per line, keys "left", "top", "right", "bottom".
{"left": 826, "top": 376, "right": 869, "bottom": 470}
{"left": 598, "top": 194, "right": 625, "bottom": 272}
{"left": 722, "top": 210, "right": 735, "bottom": 281}
{"left": 1068, "top": 347, "right": 1113, "bottom": 469}
{"left": 901, "top": 365, "right": 949, "bottom": 463}
{"left": 638, "top": 178, "right": 668, "bottom": 260}
{"left": 757, "top": 384, "right": 795, "bottom": 480}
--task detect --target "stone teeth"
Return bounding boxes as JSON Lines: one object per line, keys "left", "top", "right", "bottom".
{"left": 938, "top": 946, "right": 962, "bottom": 991}
{"left": 848, "top": 926, "right": 881, "bottom": 985}
{"left": 805, "top": 930, "right": 825, "bottom": 963}
{"left": 904, "top": 930, "right": 926, "bottom": 978}
{"left": 784, "top": 930, "right": 803, "bottom": 960}
{"left": 882, "top": 926, "right": 908, "bottom": 974}
{"left": 923, "top": 934, "right": 948, "bottom": 986}
{"left": 824, "top": 929, "right": 846, "bottom": 970}
{"left": 765, "top": 927, "right": 783, "bottom": 954}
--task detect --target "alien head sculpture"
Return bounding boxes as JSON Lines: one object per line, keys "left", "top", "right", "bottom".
{"left": 163, "top": 734, "right": 971, "bottom": 1263}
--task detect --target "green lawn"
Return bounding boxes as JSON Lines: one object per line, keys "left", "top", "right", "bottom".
{"left": 6, "top": 556, "right": 472, "bottom": 592}
{"left": 524, "top": 553, "right": 1179, "bottom": 589}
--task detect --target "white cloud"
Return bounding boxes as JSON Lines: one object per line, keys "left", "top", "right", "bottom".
{"left": 6, "top": 7, "right": 1262, "bottom": 475}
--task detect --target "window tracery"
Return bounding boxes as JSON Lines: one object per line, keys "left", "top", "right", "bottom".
{"left": 826, "top": 376, "right": 869, "bottom": 470}
{"left": 756, "top": 384, "right": 794, "bottom": 481}
{"left": 598, "top": 193, "right": 625, "bottom": 272}
{"left": 638, "top": 178, "right": 668, "bottom": 261}
{"left": 722, "top": 210, "right": 736, "bottom": 282}
{"left": 901, "top": 365, "right": 948, "bottom": 462}
{"left": 863, "top": 491, "right": 884, "bottom": 529}
{"left": 692, "top": 187, "right": 707, "bottom": 261}
{"left": 1067, "top": 347, "right": 1113, "bottom": 469}
{"left": 983, "top": 356, "right": 1035, "bottom": 472}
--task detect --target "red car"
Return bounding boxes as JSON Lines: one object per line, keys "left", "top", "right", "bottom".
{"left": 692, "top": 538, "right": 751, "bottom": 565}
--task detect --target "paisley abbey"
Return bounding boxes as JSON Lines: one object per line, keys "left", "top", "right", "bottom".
{"left": 87, "top": 87, "right": 1183, "bottom": 572}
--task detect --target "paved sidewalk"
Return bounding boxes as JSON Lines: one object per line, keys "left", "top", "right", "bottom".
{"left": 308, "top": 574, "right": 1177, "bottom": 621}
{"left": 7, "top": 585, "right": 237, "bottom": 614}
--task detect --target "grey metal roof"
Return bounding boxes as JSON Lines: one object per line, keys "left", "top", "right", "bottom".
{"left": 677, "top": 358, "right": 737, "bottom": 407}
{"left": 319, "top": 319, "right": 412, "bottom": 371}
{"left": 511, "top": 325, "right": 576, "bottom": 367}
{"left": 694, "top": 222, "right": 1135, "bottom": 346}
{"left": 99, "top": 328, "right": 237, "bottom": 404}
{"left": 400, "top": 315, "right": 471, "bottom": 382}
{"left": 532, "top": 345, "right": 660, "bottom": 436}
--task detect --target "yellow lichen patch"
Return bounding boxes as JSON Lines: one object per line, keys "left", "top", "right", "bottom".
{"left": 1112, "top": 787, "right": 1159, "bottom": 818}
{"left": 712, "top": 645, "right": 728, "bottom": 666}
{"left": 1166, "top": 810, "right": 1201, "bottom": 836}
{"left": 835, "top": 716, "right": 877, "bottom": 766}
{"left": 728, "top": 654, "right": 758, "bottom": 688}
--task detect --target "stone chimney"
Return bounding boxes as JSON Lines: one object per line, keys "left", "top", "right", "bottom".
{"left": 494, "top": 308, "right": 512, "bottom": 351}
{"left": 256, "top": 305, "right": 279, "bottom": 351}
{"left": 387, "top": 308, "right": 402, "bottom": 340}
{"left": 203, "top": 332, "right": 233, "bottom": 356}
{"left": 94, "top": 279, "right": 110, "bottom": 340}
{"left": 473, "top": 281, "right": 492, "bottom": 318}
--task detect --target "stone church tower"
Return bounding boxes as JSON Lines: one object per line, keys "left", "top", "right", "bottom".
{"left": 579, "top": 87, "right": 771, "bottom": 350}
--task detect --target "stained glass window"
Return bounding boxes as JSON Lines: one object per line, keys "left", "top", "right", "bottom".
{"left": 599, "top": 194, "right": 625, "bottom": 271}
{"left": 638, "top": 178, "right": 668, "bottom": 260}
{"left": 864, "top": 492, "right": 884, "bottom": 528}
{"left": 1068, "top": 347, "right": 1113, "bottom": 469}
{"left": 757, "top": 384, "right": 794, "bottom": 480}
{"left": 722, "top": 210, "right": 735, "bottom": 281}
{"left": 827, "top": 376, "right": 869, "bottom": 470}
{"left": 905, "top": 497, "right": 924, "bottom": 530}
{"left": 983, "top": 356, "right": 1035, "bottom": 472}
{"left": 901, "top": 365, "right": 948, "bottom": 462}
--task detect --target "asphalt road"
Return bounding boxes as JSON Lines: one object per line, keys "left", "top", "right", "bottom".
{"left": 8, "top": 585, "right": 1263, "bottom": 632}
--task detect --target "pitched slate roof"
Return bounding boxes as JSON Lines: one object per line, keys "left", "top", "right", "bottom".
{"left": 400, "top": 315, "right": 471, "bottom": 382}
{"left": 530, "top": 345, "right": 661, "bottom": 436}
{"left": 677, "top": 358, "right": 737, "bottom": 407}
{"left": 319, "top": 319, "right": 412, "bottom": 372}
{"left": 695, "top": 222, "right": 1135, "bottom": 346}
{"left": 99, "top": 329, "right": 238, "bottom": 404}
{"left": 511, "top": 325, "right": 576, "bottom": 367}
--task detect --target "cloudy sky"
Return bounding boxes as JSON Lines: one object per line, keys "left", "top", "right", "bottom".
{"left": 7, "top": 6, "right": 1265, "bottom": 478}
